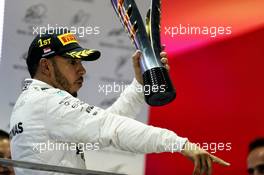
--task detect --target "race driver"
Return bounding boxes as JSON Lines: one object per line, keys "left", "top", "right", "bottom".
{"left": 10, "top": 29, "right": 230, "bottom": 175}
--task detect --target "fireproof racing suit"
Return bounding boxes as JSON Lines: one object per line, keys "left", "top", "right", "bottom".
{"left": 10, "top": 78, "right": 188, "bottom": 175}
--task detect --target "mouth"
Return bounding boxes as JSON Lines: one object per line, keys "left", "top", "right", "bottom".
{"left": 75, "top": 77, "right": 84, "bottom": 85}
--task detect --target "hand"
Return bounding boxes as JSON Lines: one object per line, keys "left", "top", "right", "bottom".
{"left": 181, "top": 141, "right": 230, "bottom": 175}
{"left": 132, "top": 50, "right": 170, "bottom": 85}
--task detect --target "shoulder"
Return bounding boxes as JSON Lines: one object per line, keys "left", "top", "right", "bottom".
{"left": 24, "top": 83, "right": 72, "bottom": 106}
{"left": 44, "top": 88, "right": 70, "bottom": 97}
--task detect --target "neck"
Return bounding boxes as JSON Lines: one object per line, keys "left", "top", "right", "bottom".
{"left": 33, "top": 74, "right": 55, "bottom": 88}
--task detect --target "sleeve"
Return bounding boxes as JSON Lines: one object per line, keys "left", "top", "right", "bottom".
{"left": 106, "top": 78, "right": 145, "bottom": 118}
{"left": 44, "top": 89, "right": 188, "bottom": 154}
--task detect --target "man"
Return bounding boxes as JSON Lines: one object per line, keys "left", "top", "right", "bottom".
{"left": 0, "top": 130, "right": 14, "bottom": 175}
{"left": 248, "top": 138, "right": 264, "bottom": 175}
{"left": 10, "top": 30, "right": 229, "bottom": 175}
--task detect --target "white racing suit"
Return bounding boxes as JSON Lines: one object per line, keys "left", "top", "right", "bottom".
{"left": 10, "top": 78, "right": 187, "bottom": 175}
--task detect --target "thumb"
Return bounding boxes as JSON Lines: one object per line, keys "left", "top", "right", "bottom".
{"left": 132, "top": 50, "right": 142, "bottom": 67}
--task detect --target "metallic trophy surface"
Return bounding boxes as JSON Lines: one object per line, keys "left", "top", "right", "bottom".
{"left": 111, "top": 0, "right": 176, "bottom": 106}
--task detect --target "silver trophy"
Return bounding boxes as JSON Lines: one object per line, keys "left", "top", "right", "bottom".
{"left": 111, "top": 0, "right": 176, "bottom": 106}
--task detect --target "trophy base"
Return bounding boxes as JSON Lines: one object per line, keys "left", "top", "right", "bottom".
{"left": 143, "top": 67, "right": 176, "bottom": 106}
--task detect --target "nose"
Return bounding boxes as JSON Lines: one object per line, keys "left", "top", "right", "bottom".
{"left": 78, "top": 62, "right": 86, "bottom": 76}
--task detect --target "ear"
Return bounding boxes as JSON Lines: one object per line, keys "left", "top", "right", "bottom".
{"left": 39, "top": 58, "right": 52, "bottom": 77}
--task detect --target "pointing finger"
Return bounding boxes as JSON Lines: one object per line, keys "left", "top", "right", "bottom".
{"left": 210, "top": 154, "right": 230, "bottom": 166}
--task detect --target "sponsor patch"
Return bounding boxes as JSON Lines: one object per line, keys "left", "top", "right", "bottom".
{"left": 9, "top": 122, "right": 24, "bottom": 139}
{"left": 58, "top": 33, "right": 78, "bottom": 46}
{"left": 22, "top": 80, "right": 33, "bottom": 91}
{"left": 56, "top": 90, "right": 66, "bottom": 96}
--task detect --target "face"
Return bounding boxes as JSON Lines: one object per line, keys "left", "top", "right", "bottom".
{"left": 0, "top": 139, "right": 14, "bottom": 175}
{"left": 49, "top": 56, "right": 86, "bottom": 97}
{"left": 248, "top": 147, "right": 264, "bottom": 175}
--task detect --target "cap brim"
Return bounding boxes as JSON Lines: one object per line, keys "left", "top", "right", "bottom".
{"left": 61, "top": 48, "right": 101, "bottom": 61}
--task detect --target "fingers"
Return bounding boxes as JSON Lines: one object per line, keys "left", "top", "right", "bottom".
{"left": 160, "top": 51, "right": 167, "bottom": 58}
{"left": 160, "top": 57, "right": 168, "bottom": 64}
{"left": 161, "top": 56, "right": 170, "bottom": 71}
{"left": 132, "top": 50, "right": 142, "bottom": 60}
{"left": 134, "top": 50, "right": 168, "bottom": 62}
{"left": 132, "top": 50, "right": 142, "bottom": 67}
{"left": 161, "top": 58, "right": 170, "bottom": 71}
{"left": 206, "top": 157, "right": 213, "bottom": 175}
{"left": 203, "top": 154, "right": 229, "bottom": 175}
{"left": 194, "top": 155, "right": 229, "bottom": 175}
{"left": 210, "top": 154, "right": 231, "bottom": 166}
{"left": 193, "top": 154, "right": 213, "bottom": 175}
{"left": 193, "top": 156, "right": 201, "bottom": 175}
{"left": 185, "top": 141, "right": 229, "bottom": 175}
{"left": 164, "top": 64, "right": 170, "bottom": 71}
{"left": 135, "top": 50, "right": 168, "bottom": 67}
{"left": 132, "top": 50, "right": 144, "bottom": 84}
{"left": 200, "top": 155, "right": 207, "bottom": 174}
{"left": 134, "top": 50, "right": 170, "bottom": 72}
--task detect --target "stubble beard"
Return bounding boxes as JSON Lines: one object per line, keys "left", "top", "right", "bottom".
{"left": 52, "top": 61, "right": 78, "bottom": 97}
